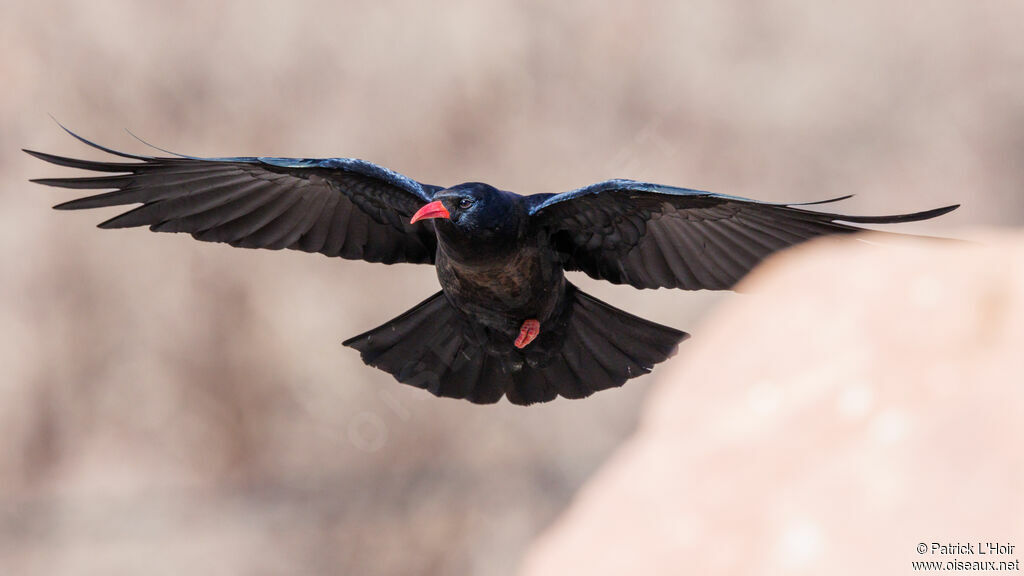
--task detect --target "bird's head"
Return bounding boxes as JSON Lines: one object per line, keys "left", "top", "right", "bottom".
{"left": 410, "top": 183, "right": 521, "bottom": 244}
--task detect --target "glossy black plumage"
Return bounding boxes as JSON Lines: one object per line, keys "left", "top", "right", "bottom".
{"left": 342, "top": 286, "right": 686, "bottom": 404}
{"left": 527, "top": 181, "right": 957, "bottom": 290}
{"left": 26, "top": 133, "right": 440, "bottom": 264}
{"left": 26, "top": 128, "right": 959, "bottom": 405}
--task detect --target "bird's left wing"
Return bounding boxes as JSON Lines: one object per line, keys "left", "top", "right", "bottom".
{"left": 528, "top": 179, "right": 958, "bottom": 290}
{"left": 26, "top": 130, "right": 442, "bottom": 264}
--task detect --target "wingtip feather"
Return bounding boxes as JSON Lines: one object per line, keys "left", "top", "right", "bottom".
{"left": 835, "top": 203, "right": 960, "bottom": 224}
{"left": 53, "top": 196, "right": 110, "bottom": 211}
{"left": 49, "top": 118, "right": 154, "bottom": 161}
{"left": 24, "top": 149, "right": 56, "bottom": 162}
{"left": 124, "top": 127, "right": 193, "bottom": 159}
{"left": 25, "top": 148, "right": 142, "bottom": 172}
{"left": 790, "top": 193, "right": 855, "bottom": 206}
{"left": 97, "top": 216, "right": 128, "bottom": 229}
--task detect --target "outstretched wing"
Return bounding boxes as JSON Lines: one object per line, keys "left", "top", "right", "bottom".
{"left": 528, "top": 179, "right": 959, "bottom": 290}
{"left": 26, "top": 129, "right": 443, "bottom": 264}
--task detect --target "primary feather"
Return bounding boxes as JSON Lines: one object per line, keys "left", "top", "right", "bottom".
{"left": 529, "top": 179, "right": 958, "bottom": 290}
{"left": 26, "top": 129, "right": 441, "bottom": 264}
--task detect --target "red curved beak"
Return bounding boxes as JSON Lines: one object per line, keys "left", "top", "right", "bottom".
{"left": 410, "top": 200, "right": 450, "bottom": 224}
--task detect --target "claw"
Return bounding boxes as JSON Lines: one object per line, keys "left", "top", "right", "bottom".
{"left": 514, "top": 318, "right": 540, "bottom": 349}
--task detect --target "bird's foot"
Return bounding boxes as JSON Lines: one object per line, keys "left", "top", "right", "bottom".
{"left": 514, "top": 319, "right": 540, "bottom": 349}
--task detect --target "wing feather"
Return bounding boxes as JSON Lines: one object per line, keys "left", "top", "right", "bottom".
{"left": 531, "top": 180, "right": 958, "bottom": 290}
{"left": 26, "top": 130, "right": 441, "bottom": 265}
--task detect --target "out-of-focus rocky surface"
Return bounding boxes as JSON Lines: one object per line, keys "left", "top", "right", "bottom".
{"left": 0, "top": 1, "right": 1017, "bottom": 574}
{"left": 520, "top": 232, "right": 1024, "bottom": 576}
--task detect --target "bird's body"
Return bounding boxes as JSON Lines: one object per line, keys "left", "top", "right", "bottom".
{"left": 432, "top": 186, "right": 556, "bottom": 334}
{"left": 27, "top": 127, "right": 959, "bottom": 405}
{"left": 436, "top": 234, "right": 563, "bottom": 336}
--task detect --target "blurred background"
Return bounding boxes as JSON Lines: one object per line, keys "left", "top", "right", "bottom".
{"left": 0, "top": 0, "right": 1018, "bottom": 573}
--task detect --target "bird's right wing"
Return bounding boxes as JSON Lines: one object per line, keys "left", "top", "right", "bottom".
{"left": 26, "top": 128, "right": 443, "bottom": 264}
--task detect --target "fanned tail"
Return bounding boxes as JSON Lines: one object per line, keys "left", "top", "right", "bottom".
{"left": 343, "top": 285, "right": 688, "bottom": 405}
{"left": 505, "top": 285, "right": 688, "bottom": 404}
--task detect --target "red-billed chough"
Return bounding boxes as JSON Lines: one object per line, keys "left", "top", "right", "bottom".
{"left": 26, "top": 127, "right": 958, "bottom": 405}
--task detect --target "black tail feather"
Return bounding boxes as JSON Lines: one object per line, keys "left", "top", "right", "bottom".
{"left": 505, "top": 287, "right": 688, "bottom": 404}
{"left": 343, "top": 285, "right": 688, "bottom": 405}
{"left": 343, "top": 292, "right": 511, "bottom": 404}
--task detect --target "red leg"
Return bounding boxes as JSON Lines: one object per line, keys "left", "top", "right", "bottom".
{"left": 514, "top": 318, "right": 540, "bottom": 349}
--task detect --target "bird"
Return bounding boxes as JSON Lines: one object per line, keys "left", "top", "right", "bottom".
{"left": 26, "top": 127, "right": 958, "bottom": 405}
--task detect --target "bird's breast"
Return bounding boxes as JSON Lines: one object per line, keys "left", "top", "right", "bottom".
{"left": 435, "top": 243, "right": 564, "bottom": 335}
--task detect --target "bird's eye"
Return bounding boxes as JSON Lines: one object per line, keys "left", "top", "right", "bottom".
{"left": 458, "top": 198, "right": 475, "bottom": 209}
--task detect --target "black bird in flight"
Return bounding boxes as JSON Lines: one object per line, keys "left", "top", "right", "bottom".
{"left": 26, "top": 128, "right": 958, "bottom": 405}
